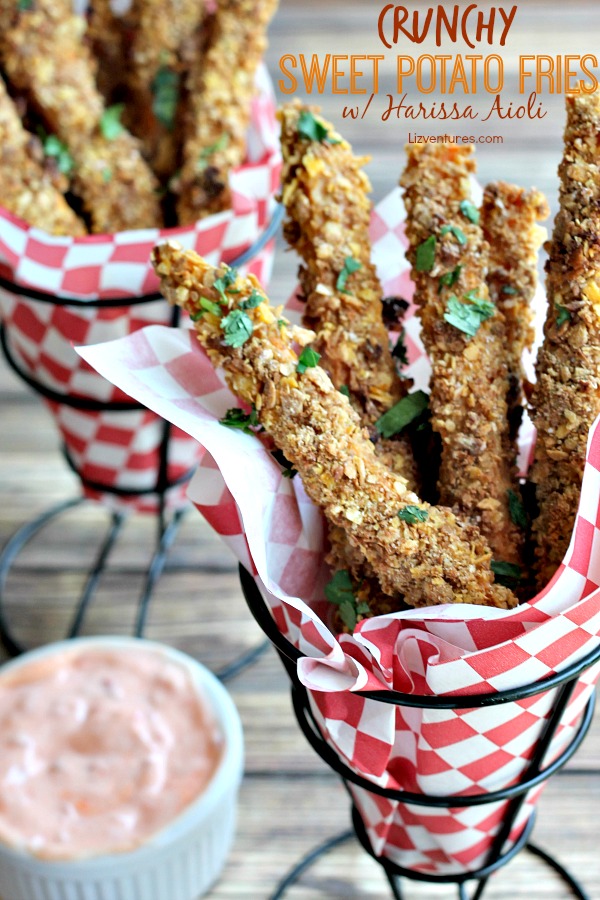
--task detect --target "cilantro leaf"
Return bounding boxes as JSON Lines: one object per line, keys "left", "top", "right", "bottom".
{"left": 556, "top": 304, "right": 571, "bottom": 327}
{"left": 240, "top": 290, "right": 263, "bottom": 310}
{"left": 221, "top": 309, "right": 253, "bottom": 347}
{"left": 392, "top": 329, "right": 408, "bottom": 366}
{"left": 440, "top": 224, "right": 468, "bottom": 246}
{"left": 507, "top": 489, "right": 527, "bottom": 530}
{"left": 18, "top": 0, "right": 33, "bottom": 10}
{"left": 502, "top": 285, "right": 518, "bottom": 295}
{"left": 220, "top": 407, "right": 261, "bottom": 434}
{"left": 100, "top": 104, "right": 126, "bottom": 140}
{"left": 491, "top": 560, "right": 522, "bottom": 588}
{"left": 151, "top": 66, "right": 180, "bottom": 131}
{"left": 438, "top": 265, "right": 462, "bottom": 292}
{"left": 297, "top": 109, "right": 340, "bottom": 144}
{"left": 459, "top": 199, "right": 480, "bottom": 224}
{"left": 444, "top": 294, "right": 495, "bottom": 338}
{"left": 39, "top": 132, "right": 75, "bottom": 176}
{"left": 339, "top": 384, "right": 351, "bottom": 398}
{"left": 197, "top": 134, "right": 229, "bottom": 169}
{"left": 324, "top": 570, "right": 368, "bottom": 631}
{"left": 398, "top": 505, "right": 429, "bottom": 525}
{"left": 271, "top": 449, "right": 297, "bottom": 479}
{"left": 336, "top": 256, "right": 362, "bottom": 294}
{"left": 213, "top": 267, "right": 238, "bottom": 302}
{"left": 415, "top": 235, "right": 436, "bottom": 272}
{"left": 296, "top": 346, "right": 321, "bottom": 374}
{"left": 375, "top": 390, "right": 429, "bottom": 439}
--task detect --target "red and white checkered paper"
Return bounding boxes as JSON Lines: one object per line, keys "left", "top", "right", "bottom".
{"left": 0, "top": 66, "right": 281, "bottom": 512}
{"left": 77, "top": 188, "right": 600, "bottom": 878}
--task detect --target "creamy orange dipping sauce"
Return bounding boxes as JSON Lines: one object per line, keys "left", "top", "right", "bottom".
{"left": 0, "top": 647, "right": 223, "bottom": 859}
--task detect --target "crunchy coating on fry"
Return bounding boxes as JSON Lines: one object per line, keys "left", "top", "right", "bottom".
{"left": 400, "top": 144, "right": 523, "bottom": 567}
{"left": 176, "top": 0, "right": 278, "bottom": 223}
{"left": 279, "top": 102, "right": 409, "bottom": 422}
{"left": 0, "top": 76, "right": 85, "bottom": 236}
{"left": 0, "top": 0, "right": 162, "bottom": 233}
{"left": 278, "top": 101, "right": 417, "bottom": 499}
{"left": 481, "top": 182, "right": 549, "bottom": 410}
{"left": 124, "top": 0, "right": 208, "bottom": 178}
{"left": 530, "top": 92, "right": 600, "bottom": 587}
{"left": 152, "top": 242, "right": 516, "bottom": 611}
{"left": 129, "top": 0, "right": 206, "bottom": 90}
{"left": 278, "top": 102, "right": 420, "bottom": 617}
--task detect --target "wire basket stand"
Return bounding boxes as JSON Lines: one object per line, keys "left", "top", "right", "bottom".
{"left": 0, "top": 208, "right": 283, "bottom": 680}
{"left": 239, "top": 565, "right": 599, "bottom": 899}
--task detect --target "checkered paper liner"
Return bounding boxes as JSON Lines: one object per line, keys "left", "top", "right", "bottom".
{"left": 0, "top": 66, "right": 280, "bottom": 512}
{"left": 77, "top": 188, "right": 600, "bottom": 877}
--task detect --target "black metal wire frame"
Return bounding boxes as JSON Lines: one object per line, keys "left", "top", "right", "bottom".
{"left": 0, "top": 212, "right": 282, "bottom": 672}
{"left": 239, "top": 565, "right": 598, "bottom": 899}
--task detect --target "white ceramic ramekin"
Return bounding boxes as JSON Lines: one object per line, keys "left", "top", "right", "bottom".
{"left": 0, "top": 636, "right": 244, "bottom": 900}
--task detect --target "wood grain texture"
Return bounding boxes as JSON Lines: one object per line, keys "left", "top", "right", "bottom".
{"left": 0, "top": 2, "right": 600, "bottom": 897}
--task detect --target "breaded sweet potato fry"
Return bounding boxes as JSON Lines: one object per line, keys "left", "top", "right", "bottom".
{"left": 152, "top": 242, "right": 516, "bottom": 611}
{"left": 278, "top": 102, "right": 417, "bottom": 489}
{"left": 124, "top": 0, "right": 207, "bottom": 178}
{"left": 530, "top": 92, "right": 600, "bottom": 587}
{"left": 129, "top": 0, "right": 206, "bottom": 91}
{"left": 279, "top": 102, "right": 409, "bottom": 422}
{"left": 0, "top": 0, "right": 161, "bottom": 233}
{"left": 176, "top": 0, "right": 278, "bottom": 224}
{"left": 0, "top": 75, "right": 85, "bottom": 236}
{"left": 481, "top": 182, "right": 549, "bottom": 411}
{"left": 400, "top": 144, "right": 524, "bottom": 568}
{"left": 278, "top": 102, "right": 418, "bottom": 620}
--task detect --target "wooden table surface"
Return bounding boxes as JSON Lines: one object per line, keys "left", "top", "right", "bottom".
{"left": 1, "top": 1, "right": 600, "bottom": 898}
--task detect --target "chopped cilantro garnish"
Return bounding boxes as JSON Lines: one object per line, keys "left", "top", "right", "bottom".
{"left": 212, "top": 267, "right": 238, "bottom": 302}
{"left": 277, "top": 318, "right": 287, "bottom": 329}
{"left": 502, "top": 285, "right": 518, "bottom": 295}
{"left": 296, "top": 346, "right": 321, "bottom": 374}
{"left": 324, "top": 570, "right": 369, "bottom": 631}
{"left": 439, "top": 265, "right": 462, "bottom": 292}
{"left": 271, "top": 449, "right": 297, "bottom": 479}
{"left": 220, "top": 407, "right": 261, "bottom": 434}
{"left": 39, "top": 131, "right": 74, "bottom": 176}
{"left": 415, "top": 235, "right": 436, "bottom": 272}
{"left": 239, "top": 290, "right": 263, "bottom": 310}
{"left": 491, "top": 560, "right": 522, "bottom": 588}
{"left": 336, "top": 256, "right": 362, "bottom": 294}
{"left": 444, "top": 294, "right": 495, "bottom": 338}
{"left": 197, "top": 134, "right": 229, "bottom": 169}
{"left": 440, "top": 224, "right": 468, "bottom": 246}
{"left": 507, "top": 489, "right": 527, "bottom": 530}
{"left": 391, "top": 329, "right": 408, "bottom": 366}
{"left": 459, "top": 199, "right": 480, "bottom": 224}
{"left": 398, "top": 505, "right": 429, "bottom": 525}
{"left": 339, "top": 384, "right": 351, "bottom": 398}
{"left": 556, "top": 304, "right": 571, "bottom": 327}
{"left": 297, "top": 109, "right": 340, "bottom": 144}
{"left": 102, "top": 167, "right": 112, "bottom": 183}
{"left": 151, "top": 66, "right": 180, "bottom": 131}
{"left": 221, "top": 309, "right": 253, "bottom": 347}
{"left": 100, "top": 104, "right": 126, "bottom": 140}
{"left": 375, "top": 390, "right": 429, "bottom": 439}
{"left": 17, "top": 0, "right": 33, "bottom": 10}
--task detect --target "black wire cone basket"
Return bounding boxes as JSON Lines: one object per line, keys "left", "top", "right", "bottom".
{"left": 0, "top": 208, "right": 283, "bottom": 673}
{"left": 239, "top": 564, "right": 600, "bottom": 900}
